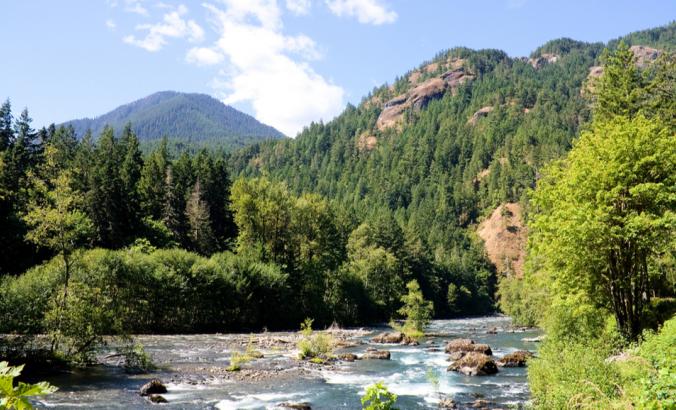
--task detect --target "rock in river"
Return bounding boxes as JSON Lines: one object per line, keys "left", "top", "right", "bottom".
{"left": 362, "top": 349, "right": 391, "bottom": 360}
{"left": 372, "top": 331, "right": 405, "bottom": 343}
{"left": 338, "top": 353, "right": 359, "bottom": 362}
{"left": 148, "top": 394, "right": 168, "bottom": 404}
{"left": 497, "top": 350, "right": 533, "bottom": 367}
{"left": 445, "top": 339, "right": 492, "bottom": 355}
{"left": 447, "top": 352, "right": 498, "bottom": 376}
{"left": 140, "top": 379, "right": 167, "bottom": 396}
{"left": 277, "top": 402, "right": 312, "bottom": 410}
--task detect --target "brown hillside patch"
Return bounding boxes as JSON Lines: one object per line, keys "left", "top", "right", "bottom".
{"left": 477, "top": 203, "right": 526, "bottom": 277}
{"left": 356, "top": 132, "right": 378, "bottom": 151}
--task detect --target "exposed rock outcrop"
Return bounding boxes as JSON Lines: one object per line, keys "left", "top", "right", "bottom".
{"left": 528, "top": 53, "right": 559, "bottom": 69}
{"left": 356, "top": 132, "right": 378, "bottom": 151}
{"left": 583, "top": 45, "right": 663, "bottom": 95}
{"left": 447, "top": 352, "right": 498, "bottom": 376}
{"left": 445, "top": 339, "right": 493, "bottom": 356}
{"left": 497, "top": 350, "right": 533, "bottom": 367}
{"left": 630, "top": 45, "right": 662, "bottom": 67}
{"left": 477, "top": 203, "right": 526, "bottom": 277}
{"left": 468, "top": 106, "right": 494, "bottom": 125}
{"left": 376, "top": 67, "right": 474, "bottom": 131}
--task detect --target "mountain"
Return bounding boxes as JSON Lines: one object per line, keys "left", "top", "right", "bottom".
{"left": 62, "top": 91, "right": 285, "bottom": 148}
{"left": 231, "top": 23, "right": 674, "bottom": 285}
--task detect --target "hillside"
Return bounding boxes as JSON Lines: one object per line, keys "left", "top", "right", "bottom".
{"left": 231, "top": 23, "right": 674, "bottom": 295}
{"left": 62, "top": 91, "right": 285, "bottom": 148}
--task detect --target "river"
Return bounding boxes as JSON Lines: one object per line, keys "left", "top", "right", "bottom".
{"left": 37, "top": 316, "right": 540, "bottom": 409}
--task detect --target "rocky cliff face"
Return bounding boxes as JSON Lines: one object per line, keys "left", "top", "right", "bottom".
{"left": 375, "top": 59, "right": 474, "bottom": 131}
{"left": 584, "top": 45, "right": 663, "bottom": 94}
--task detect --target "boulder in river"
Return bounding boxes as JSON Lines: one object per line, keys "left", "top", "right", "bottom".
{"left": 362, "top": 349, "right": 391, "bottom": 360}
{"left": 277, "top": 402, "right": 312, "bottom": 410}
{"left": 372, "top": 331, "right": 405, "bottom": 343}
{"left": 148, "top": 394, "right": 168, "bottom": 404}
{"left": 139, "top": 379, "right": 167, "bottom": 396}
{"left": 497, "top": 350, "right": 533, "bottom": 367}
{"left": 438, "top": 397, "right": 457, "bottom": 408}
{"left": 447, "top": 352, "right": 498, "bottom": 376}
{"left": 445, "top": 339, "right": 492, "bottom": 355}
{"left": 337, "top": 353, "right": 359, "bottom": 362}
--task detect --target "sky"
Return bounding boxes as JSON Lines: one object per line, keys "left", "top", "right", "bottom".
{"left": 2, "top": 1, "right": 674, "bottom": 136}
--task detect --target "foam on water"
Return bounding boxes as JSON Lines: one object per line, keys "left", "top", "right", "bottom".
{"left": 215, "top": 391, "right": 308, "bottom": 410}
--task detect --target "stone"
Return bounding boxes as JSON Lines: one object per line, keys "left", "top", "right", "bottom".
{"left": 338, "top": 353, "right": 359, "bottom": 362}
{"left": 439, "top": 397, "right": 457, "bottom": 408}
{"left": 447, "top": 351, "right": 466, "bottom": 361}
{"left": 447, "top": 352, "right": 498, "bottom": 376}
{"left": 497, "top": 350, "right": 533, "bottom": 367}
{"left": 445, "top": 339, "right": 493, "bottom": 356}
{"left": 372, "top": 331, "right": 405, "bottom": 344}
{"left": 277, "top": 402, "right": 312, "bottom": 410}
{"left": 139, "top": 379, "right": 167, "bottom": 396}
{"left": 148, "top": 394, "right": 168, "bottom": 404}
{"left": 362, "top": 349, "right": 391, "bottom": 360}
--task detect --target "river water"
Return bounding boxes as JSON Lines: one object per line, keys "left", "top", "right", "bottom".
{"left": 37, "top": 316, "right": 540, "bottom": 409}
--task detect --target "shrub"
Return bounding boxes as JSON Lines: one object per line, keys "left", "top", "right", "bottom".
{"left": 360, "top": 382, "right": 398, "bottom": 410}
{"left": 120, "top": 342, "right": 154, "bottom": 374}
{"left": 297, "top": 319, "right": 334, "bottom": 360}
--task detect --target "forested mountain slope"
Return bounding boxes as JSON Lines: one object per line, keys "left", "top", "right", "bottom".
{"left": 63, "top": 91, "right": 284, "bottom": 149}
{"left": 231, "top": 23, "right": 674, "bottom": 289}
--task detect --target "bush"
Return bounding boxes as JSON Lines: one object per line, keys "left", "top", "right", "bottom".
{"left": 360, "top": 382, "right": 398, "bottom": 410}
{"left": 120, "top": 342, "right": 154, "bottom": 374}
{"left": 297, "top": 319, "right": 334, "bottom": 360}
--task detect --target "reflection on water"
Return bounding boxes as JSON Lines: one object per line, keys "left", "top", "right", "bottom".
{"left": 38, "top": 316, "right": 540, "bottom": 409}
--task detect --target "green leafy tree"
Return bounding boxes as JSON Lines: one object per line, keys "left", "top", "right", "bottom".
{"left": 23, "top": 169, "right": 94, "bottom": 349}
{"left": 529, "top": 115, "right": 674, "bottom": 339}
{"left": 397, "top": 280, "right": 433, "bottom": 338}
{"left": 0, "top": 361, "right": 57, "bottom": 410}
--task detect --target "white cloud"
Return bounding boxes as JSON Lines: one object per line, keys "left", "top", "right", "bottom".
{"left": 124, "top": 4, "right": 204, "bottom": 52}
{"left": 106, "top": 19, "right": 117, "bottom": 29}
{"left": 124, "top": 0, "right": 149, "bottom": 16}
{"left": 200, "top": 1, "right": 344, "bottom": 136}
{"left": 326, "top": 0, "right": 396, "bottom": 25}
{"left": 286, "top": 0, "right": 311, "bottom": 15}
{"left": 186, "top": 47, "right": 224, "bottom": 65}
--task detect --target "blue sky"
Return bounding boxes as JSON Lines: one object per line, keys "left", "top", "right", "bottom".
{"left": 2, "top": 1, "right": 674, "bottom": 136}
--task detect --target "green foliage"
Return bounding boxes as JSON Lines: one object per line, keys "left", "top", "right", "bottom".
{"left": 297, "top": 319, "right": 334, "bottom": 360}
{"left": 360, "top": 382, "right": 398, "bottom": 410}
{"left": 119, "top": 342, "right": 155, "bottom": 374}
{"left": 0, "top": 361, "right": 57, "bottom": 410}
{"left": 396, "top": 280, "right": 433, "bottom": 339}
{"left": 630, "top": 317, "right": 676, "bottom": 407}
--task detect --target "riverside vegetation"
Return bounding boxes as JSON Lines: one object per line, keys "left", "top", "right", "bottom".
{"left": 0, "top": 23, "right": 674, "bottom": 409}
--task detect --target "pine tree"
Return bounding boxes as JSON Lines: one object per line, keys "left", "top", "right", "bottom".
{"left": 163, "top": 166, "right": 187, "bottom": 245}
{"left": 0, "top": 99, "right": 14, "bottom": 150}
{"left": 139, "top": 138, "right": 168, "bottom": 219}
{"left": 119, "top": 123, "right": 143, "bottom": 230}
